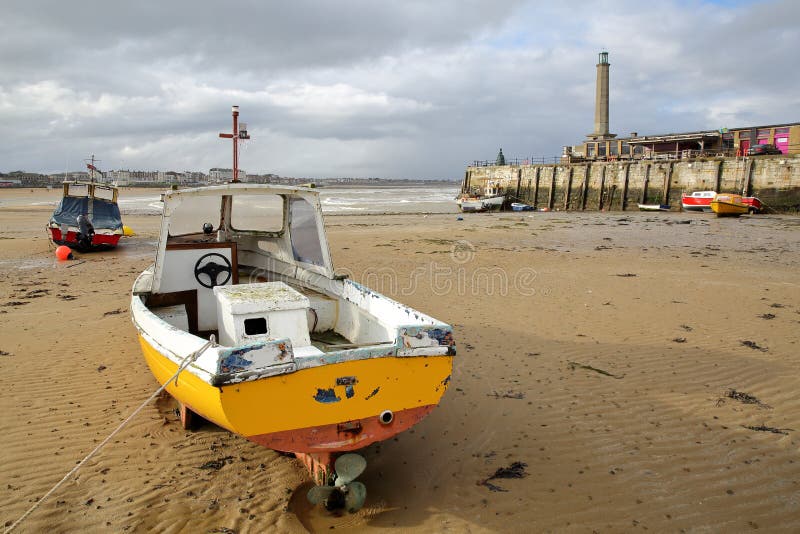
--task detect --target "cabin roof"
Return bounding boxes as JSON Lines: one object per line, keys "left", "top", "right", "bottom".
{"left": 163, "top": 183, "right": 318, "bottom": 202}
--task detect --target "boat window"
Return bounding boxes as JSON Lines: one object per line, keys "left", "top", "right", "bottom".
{"left": 289, "top": 198, "right": 324, "bottom": 267}
{"left": 231, "top": 194, "right": 284, "bottom": 232}
{"left": 169, "top": 196, "right": 222, "bottom": 236}
{"left": 67, "top": 184, "right": 89, "bottom": 197}
{"left": 93, "top": 187, "right": 114, "bottom": 201}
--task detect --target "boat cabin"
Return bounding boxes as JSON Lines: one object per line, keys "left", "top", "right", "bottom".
{"left": 48, "top": 181, "right": 123, "bottom": 249}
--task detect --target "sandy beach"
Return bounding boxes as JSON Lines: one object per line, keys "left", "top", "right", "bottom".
{"left": 2, "top": 188, "right": 800, "bottom": 532}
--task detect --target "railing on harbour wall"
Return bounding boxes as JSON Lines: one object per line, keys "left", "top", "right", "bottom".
{"left": 471, "top": 157, "right": 562, "bottom": 167}
{"left": 470, "top": 149, "right": 743, "bottom": 168}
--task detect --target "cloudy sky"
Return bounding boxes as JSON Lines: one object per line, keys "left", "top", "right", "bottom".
{"left": 1, "top": 0, "right": 797, "bottom": 179}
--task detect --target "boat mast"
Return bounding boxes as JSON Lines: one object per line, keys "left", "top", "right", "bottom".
{"left": 85, "top": 154, "right": 102, "bottom": 183}
{"left": 218, "top": 106, "right": 250, "bottom": 183}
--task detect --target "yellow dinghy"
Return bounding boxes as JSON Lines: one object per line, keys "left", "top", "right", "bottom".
{"left": 710, "top": 193, "right": 749, "bottom": 217}
{"left": 130, "top": 183, "right": 454, "bottom": 511}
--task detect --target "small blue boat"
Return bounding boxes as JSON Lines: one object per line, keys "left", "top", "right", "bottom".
{"left": 511, "top": 202, "right": 534, "bottom": 211}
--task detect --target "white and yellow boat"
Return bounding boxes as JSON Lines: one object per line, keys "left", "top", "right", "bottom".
{"left": 710, "top": 193, "right": 749, "bottom": 217}
{"left": 130, "top": 181, "right": 454, "bottom": 510}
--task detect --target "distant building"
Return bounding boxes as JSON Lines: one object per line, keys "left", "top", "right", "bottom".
{"left": 571, "top": 123, "right": 800, "bottom": 162}
{"left": 108, "top": 169, "right": 131, "bottom": 186}
{"left": 184, "top": 171, "right": 207, "bottom": 184}
{"left": 208, "top": 168, "right": 246, "bottom": 182}
{"left": 8, "top": 171, "right": 48, "bottom": 186}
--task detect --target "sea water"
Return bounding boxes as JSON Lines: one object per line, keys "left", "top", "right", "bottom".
{"left": 6, "top": 183, "right": 461, "bottom": 215}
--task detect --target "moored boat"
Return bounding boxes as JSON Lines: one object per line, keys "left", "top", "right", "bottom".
{"left": 742, "top": 196, "right": 763, "bottom": 213}
{"left": 130, "top": 107, "right": 455, "bottom": 512}
{"left": 710, "top": 193, "right": 749, "bottom": 216}
{"left": 47, "top": 159, "right": 123, "bottom": 251}
{"left": 681, "top": 190, "right": 716, "bottom": 212}
{"left": 511, "top": 202, "right": 534, "bottom": 211}
{"left": 638, "top": 203, "right": 671, "bottom": 212}
{"left": 457, "top": 195, "right": 503, "bottom": 212}
{"left": 456, "top": 180, "right": 505, "bottom": 212}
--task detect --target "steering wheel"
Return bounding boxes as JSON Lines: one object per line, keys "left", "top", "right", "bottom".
{"left": 194, "top": 253, "right": 232, "bottom": 288}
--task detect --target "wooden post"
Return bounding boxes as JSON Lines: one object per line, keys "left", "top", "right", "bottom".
{"left": 598, "top": 165, "right": 607, "bottom": 210}
{"left": 563, "top": 167, "right": 574, "bottom": 211}
{"left": 532, "top": 167, "right": 541, "bottom": 208}
{"left": 515, "top": 168, "right": 522, "bottom": 201}
{"left": 548, "top": 167, "right": 556, "bottom": 210}
{"left": 641, "top": 164, "right": 651, "bottom": 204}
{"left": 744, "top": 159, "right": 755, "bottom": 196}
{"left": 662, "top": 162, "right": 673, "bottom": 206}
{"left": 580, "top": 164, "right": 591, "bottom": 210}
{"left": 462, "top": 170, "right": 470, "bottom": 194}
{"left": 715, "top": 160, "right": 723, "bottom": 193}
{"left": 621, "top": 163, "right": 630, "bottom": 211}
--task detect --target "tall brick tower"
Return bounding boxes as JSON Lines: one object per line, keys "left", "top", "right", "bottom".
{"left": 588, "top": 51, "right": 615, "bottom": 140}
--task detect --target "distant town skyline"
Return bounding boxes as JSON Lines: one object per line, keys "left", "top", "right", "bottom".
{"left": 1, "top": 0, "right": 798, "bottom": 179}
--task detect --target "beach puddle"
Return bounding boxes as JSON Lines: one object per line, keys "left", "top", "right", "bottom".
{"left": 288, "top": 480, "right": 392, "bottom": 532}
{"left": 0, "top": 258, "right": 52, "bottom": 270}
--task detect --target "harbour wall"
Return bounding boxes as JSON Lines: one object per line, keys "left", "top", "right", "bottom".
{"left": 463, "top": 156, "right": 800, "bottom": 212}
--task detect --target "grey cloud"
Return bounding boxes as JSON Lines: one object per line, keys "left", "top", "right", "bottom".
{"left": 0, "top": 0, "right": 797, "bottom": 178}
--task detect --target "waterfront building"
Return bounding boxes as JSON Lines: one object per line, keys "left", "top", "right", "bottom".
{"left": 566, "top": 52, "right": 799, "bottom": 162}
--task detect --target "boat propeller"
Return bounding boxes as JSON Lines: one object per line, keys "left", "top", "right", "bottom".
{"left": 306, "top": 453, "right": 367, "bottom": 513}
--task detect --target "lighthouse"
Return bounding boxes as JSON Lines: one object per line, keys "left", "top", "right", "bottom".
{"left": 588, "top": 51, "right": 616, "bottom": 140}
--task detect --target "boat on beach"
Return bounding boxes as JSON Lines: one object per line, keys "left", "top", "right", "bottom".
{"left": 741, "top": 196, "right": 763, "bottom": 213}
{"left": 511, "top": 202, "right": 534, "bottom": 211}
{"left": 637, "top": 203, "right": 671, "bottom": 212}
{"left": 130, "top": 107, "right": 455, "bottom": 512}
{"left": 710, "top": 193, "right": 749, "bottom": 216}
{"left": 456, "top": 180, "right": 505, "bottom": 212}
{"left": 458, "top": 196, "right": 504, "bottom": 212}
{"left": 681, "top": 190, "right": 716, "bottom": 212}
{"left": 46, "top": 159, "right": 123, "bottom": 251}
{"left": 682, "top": 190, "right": 762, "bottom": 213}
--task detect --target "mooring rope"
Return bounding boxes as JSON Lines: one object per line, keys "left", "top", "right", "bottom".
{"left": 4, "top": 339, "right": 215, "bottom": 534}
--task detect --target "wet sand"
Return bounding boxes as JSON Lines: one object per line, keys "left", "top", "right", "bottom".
{"left": 1, "top": 189, "right": 800, "bottom": 532}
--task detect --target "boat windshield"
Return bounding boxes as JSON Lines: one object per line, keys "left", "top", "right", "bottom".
{"left": 231, "top": 194, "right": 284, "bottom": 233}
{"left": 289, "top": 197, "right": 324, "bottom": 266}
{"left": 169, "top": 196, "right": 223, "bottom": 236}
{"left": 93, "top": 187, "right": 115, "bottom": 201}
{"left": 67, "top": 183, "right": 90, "bottom": 197}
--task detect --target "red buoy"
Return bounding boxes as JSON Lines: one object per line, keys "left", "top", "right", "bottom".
{"left": 55, "top": 245, "right": 73, "bottom": 261}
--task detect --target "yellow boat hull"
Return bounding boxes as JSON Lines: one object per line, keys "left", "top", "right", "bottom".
{"left": 710, "top": 193, "right": 748, "bottom": 216}
{"left": 710, "top": 200, "right": 748, "bottom": 216}
{"left": 138, "top": 335, "right": 452, "bottom": 453}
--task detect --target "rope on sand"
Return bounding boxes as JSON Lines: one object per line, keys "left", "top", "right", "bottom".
{"left": 4, "top": 338, "right": 216, "bottom": 534}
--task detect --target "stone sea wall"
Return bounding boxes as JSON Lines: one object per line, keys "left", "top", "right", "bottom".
{"left": 463, "top": 155, "right": 800, "bottom": 212}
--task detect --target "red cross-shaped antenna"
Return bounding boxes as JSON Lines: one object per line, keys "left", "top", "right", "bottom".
{"left": 219, "top": 105, "right": 250, "bottom": 183}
